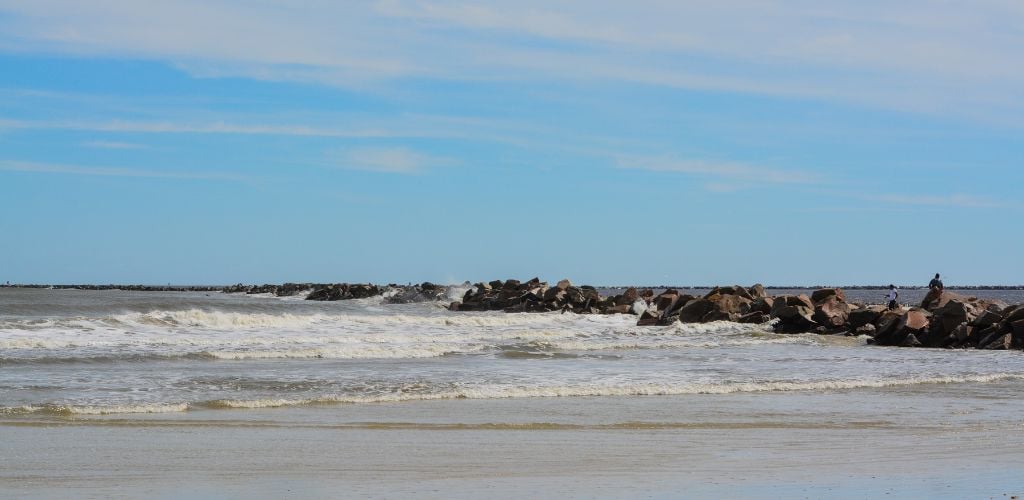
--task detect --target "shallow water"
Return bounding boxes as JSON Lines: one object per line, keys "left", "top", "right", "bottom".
{"left": 2, "top": 288, "right": 1024, "bottom": 497}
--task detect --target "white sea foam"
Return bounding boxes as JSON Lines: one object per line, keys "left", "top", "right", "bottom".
{"left": 12, "top": 372, "right": 1021, "bottom": 416}
{"left": 0, "top": 402, "right": 190, "bottom": 416}
{"left": 2, "top": 307, "right": 791, "bottom": 361}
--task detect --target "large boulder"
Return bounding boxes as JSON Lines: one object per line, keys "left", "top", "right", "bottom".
{"left": 725, "top": 285, "right": 754, "bottom": 301}
{"left": 747, "top": 284, "right": 767, "bottom": 299}
{"left": 770, "top": 295, "right": 814, "bottom": 318}
{"left": 653, "top": 289, "right": 681, "bottom": 313}
{"left": 930, "top": 300, "right": 973, "bottom": 338}
{"left": 276, "top": 283, "right": 312, "bottom": 297}
{"left": 749, "top": 296, "right": 774, "bottom": 314}
{"left": 788, "top": 294, "right": 815, "bottom": 310}
{"left": 772, "top": 303, "right": 818, "bottom": 333}
{"left": 666, "top": 294, "right": 697, "bottom": 316}
{"left": 812, "top": 296, "right": 851, "bottom": 330}
{"left": 872, "top": 309, "right": 931, "bottom": 346}
{"left": 979, "top": 330, "right": 1015, "bottom": 350}
{"left": 1004, "top": 305, "right": 1024, "bottom": 324}
{"left": 385, "top": 283, "right": 452, "bottom": 304}
{"left": 701, "top": 310, "right": 736, "bottom": 322}
{"left": 710, "top": 293, "right": 752, "bottom": 316}
{"left": 811, "top": 288, "right": 846, "bottom": 304}
{"left": 849, "top": 306, "right": 884, "bottom": 330}
{"left": 616, "top": 287, "right": 639, "bottom": 306}
{"left": 920, "top": 290, "right": 967, "bottom": 311}
{"left": 678, "top": 298, "right": 715, "bottom": 323}
{"left": 971, "top": 309, "right": 1004, "bottom": 328}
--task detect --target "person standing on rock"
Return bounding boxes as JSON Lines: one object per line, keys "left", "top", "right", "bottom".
{"left": 886, "top": 285, "right": 899, "bottom": 310}
{"left": 929, "top": 273, "right": 944, "bottom": 291}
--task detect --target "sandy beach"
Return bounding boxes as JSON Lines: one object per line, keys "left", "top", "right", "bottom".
{"left": 5, "top": 381, "right": 1024, "bottom": 499}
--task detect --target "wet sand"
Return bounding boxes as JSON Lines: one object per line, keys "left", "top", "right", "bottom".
{"left": 4, "top": 383, "right": 1024, "bottom": 499}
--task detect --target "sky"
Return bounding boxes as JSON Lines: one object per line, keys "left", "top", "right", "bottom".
{"left": 0, "top": 1, "right": 1022, "bottom": 286}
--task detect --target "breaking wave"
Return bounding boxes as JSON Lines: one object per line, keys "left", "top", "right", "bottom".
{"left": 5, "top": 373, "right": 1024, "bottom": 416}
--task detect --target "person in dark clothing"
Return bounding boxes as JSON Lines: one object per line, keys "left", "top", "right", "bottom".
{"left": 929, "top": 273, "right": 944, "bottom": 291}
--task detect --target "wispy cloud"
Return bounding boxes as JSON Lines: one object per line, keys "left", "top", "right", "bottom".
{"left": 335, "top": 147, "right": 452, "bottom": 174}
{"left": 0, "top": 118, "right": 401, "bottom": 138}
{"left": 0, "top": 116, "right": 538, "bottom": 144}
{"left": 0, "top": 1, "right": 1020, "bottom": 122}
{"left": 616, "top": 155, "right": 822, "bottom": 190}
{"left": 81, "top": 140, "right": 148, "bottom": 150}
{"left": 0, "top": 160, "right": 246, "bottom": 181}
{"left": 866, "top": 193, "right": 1015, "bottom": 209}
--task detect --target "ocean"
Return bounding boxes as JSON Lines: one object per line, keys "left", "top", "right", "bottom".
{"left": 3, "top": 287, "right": 1024, "bottom": 498}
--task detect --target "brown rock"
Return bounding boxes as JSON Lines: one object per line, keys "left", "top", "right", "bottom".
{"left": 903, "top": 309, "right": 931, "bottom": 331}
{"left": 678, "top": 298, "right": 715, "bottom": 323}
{"left": 772, "top": 304, "right": 818, "bottom": 333}
{"left": 711, "top": 294, "right": 752, "bottom": 316}
{"left": 565, "top": 287, "right": 586, "bottom": 305}
{"left": 971, "top": 310, "right": 1004, "bottom": 328}
{"left": 811, "top": 288, "right": 846, "bottom": 304}
{"left": 932, "top": 300, "right": 972, "bottom": 337}
{"left": 1012, "top": 319, "right": 1024, "bottom": 335}
{"left": 812, "top": 296, "right": 851, "bottom": 329}
{"left": 787, "top": 295, "right": 815, "bottom": 310}
{"left": 616, "top": 287, "right": 639, "bottom": 306}
{"left": 702, "top": 310, "right": 736, "bottom": 322}
{"left": 748, "top": 284, "right": 766, "bottom": 299}
{"left": 855, "top": 324, "right": 876, "bottom": 336}
{"left": 981, "top": 332, "right": 1013, "bottom": 350}
{"left": 654, "top": 290, "right": 680, "bottom": 312}
{"left": 920, "top": 290, "right": 967, "bottom": 311}
{"left": 849, "top": 306, "right": 884, "bottom": 330}
{"left": 543, "top": 288, "right": 566, "bottom": 302}
{"left": 728, "top": 285, "right": 754, "bottom": 301}
{"left": 1005, "top": 306, "right": 1024, "bottom": 324}
{"left": 872, "top": 309, "right": 930, "bottom": 347}
{"left": 900, "top": 333, "right": 923, "bottom": 347}
{"left": 750, "top": 296, "right": 774, "bottom": 314}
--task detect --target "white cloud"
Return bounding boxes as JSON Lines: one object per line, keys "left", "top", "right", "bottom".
{"left": 0, "top": 118, "right": 431, "bottom": 138}
{"left": 867, "top": 193, "right": 1014, "bottom": 209}
{"left": 0, "top": 1, "right": 1021, "bottom": 122}
{"left": 335, "top": 147, "right": 451, "bottom": 174}
{"left": 616, "top": 155, "right": 822, "bottom": 187}
{"left": 0, "top": 159, "right": 245, "bottom": 181}
{"left": 81, "top": 140, "right": 147, "bottom": 149}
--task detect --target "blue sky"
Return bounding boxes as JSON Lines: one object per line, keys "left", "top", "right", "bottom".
{"left": 1, "top": 1, "right": 1022, "bottom": 285}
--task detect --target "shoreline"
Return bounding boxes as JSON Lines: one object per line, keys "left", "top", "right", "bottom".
{"left": 3, "top": 283, "right": 1024, "bottom": 290}
{"left": 4, "top": 388, "right": 1024, "bottom": 498}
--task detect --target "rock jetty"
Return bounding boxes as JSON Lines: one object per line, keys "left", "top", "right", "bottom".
{"left": 6, "top": 279, "right": 1022, "bottom": 351}
{"left": 450, "top": 278, "right": 635, "bottom": 314}
{"left": 383, "top": 282, "right": 455, "bottom": 304}
{"left": 220, "top": 282, "right": 458, "bottom": 304}
{"left": 446, "top": 279, "right": 1023, "bottom": 351}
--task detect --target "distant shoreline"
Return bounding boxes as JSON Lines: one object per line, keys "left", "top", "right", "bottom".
{"left": 2, "top": 283, "right": 1024, "bottom": 291}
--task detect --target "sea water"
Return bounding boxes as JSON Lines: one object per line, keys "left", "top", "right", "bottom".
{"left": 2, "top": 288, "right": 1024, "bottom": 497}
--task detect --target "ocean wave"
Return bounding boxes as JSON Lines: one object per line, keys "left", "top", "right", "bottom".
{"left": 0, "top": 308, "right": 632, "bottom": 333}
{"left": 8, "top": 373, "right": 1023, "bottom": 416}
{"left": 0, "top": 402, "right": 190, "bottom": 416}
